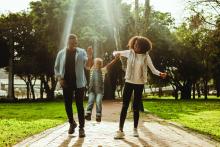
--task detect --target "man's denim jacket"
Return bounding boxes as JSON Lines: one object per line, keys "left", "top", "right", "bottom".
{"left": 54, "top": 47, "right": 88, "bottom": 88}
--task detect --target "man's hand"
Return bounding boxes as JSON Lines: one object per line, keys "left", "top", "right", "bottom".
{"left": 87, "top": 46, "right": 93, "bottom": 58}
{"left": 160, "top": 72, "right": 167, "bottom": 79}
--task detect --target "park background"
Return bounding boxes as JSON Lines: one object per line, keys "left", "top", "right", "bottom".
{"left": 0, "top": 0, "right": 220, "bottom": 146}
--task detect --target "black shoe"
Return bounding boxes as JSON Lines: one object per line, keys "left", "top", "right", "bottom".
{"left": 79, "top": 128, "right": 85, "bottom": 138}
{"left": 96, "top": 116, "right": 101, "bottom": 122}
{"left": 68, "top": 122, "right": 77, "bottom": 134}
{"left": 85, "top": 113, "right": 91, "bottom": 121}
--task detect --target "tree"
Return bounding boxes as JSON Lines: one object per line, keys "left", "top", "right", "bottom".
{"left": 30, "top": 0, "right": 68, "bottom": 99}
{"left": 210, "top": 20, "right": 220, "bottom": 97}
{"left": 0, "top": 37, "right": 9, "bottom": 68}
{"left": 0, "top": 12, "right": 42, "bottom": 99}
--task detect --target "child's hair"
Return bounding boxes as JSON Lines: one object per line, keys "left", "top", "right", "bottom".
{"left": 94, "top": 58, "right": 103, "bottom": 67}
{"left": 127, "top": 36, "right": 152, "bottom": 54}
{"left": 69, "top": 34, "right": 77, "bottom": 39}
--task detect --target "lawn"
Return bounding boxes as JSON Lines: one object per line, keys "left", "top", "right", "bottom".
{"left": 143, "top": 99, "right": 220, "bottom": 141}
{"left": 0, "top": 101, "right": 73, "bottom": 146}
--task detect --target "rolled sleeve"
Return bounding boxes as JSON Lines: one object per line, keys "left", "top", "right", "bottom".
{"left": 83, "top": 49, "right": 88, "bottom": 67}
{"left": 113, "top": 50, "right": 130, "bottom": 58}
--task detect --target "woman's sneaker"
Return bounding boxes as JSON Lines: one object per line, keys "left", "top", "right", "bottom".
{"left": 133, "top": 128, "right": 139, "bottom": 137}
{"left": 114, "top": 130, "right": 125, "bottom": 139}
{"left": 68, "top": 122, "right": 77, "bottom": 134}
{"left": 79, "top": 128, "right": 85, "bottom": 138}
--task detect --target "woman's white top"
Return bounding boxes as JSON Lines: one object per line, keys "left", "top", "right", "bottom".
{"left": 113, "top": 49, "right": 160, "bottom": 84}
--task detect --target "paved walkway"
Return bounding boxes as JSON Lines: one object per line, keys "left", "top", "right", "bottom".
{"left": 15, "top": 100, "right": 219, "bottom": 147}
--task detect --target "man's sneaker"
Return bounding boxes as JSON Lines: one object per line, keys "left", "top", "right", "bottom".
{"left": 79, "top": 128, "right": 85, "bottom": 138}
{"left": 85, "top": 113, "right": 91, "bottom": 121}
{"left": 68, "top": 122, "right": 77, "bottom": 134}
{"left": 96, "top": 116, "right": 101, "bottom": 122}
{"left": 114, "top": 130, "right": 125, "bottom": 139}
{"left": 133, "top": 128, "right": 139, "bottom": 137}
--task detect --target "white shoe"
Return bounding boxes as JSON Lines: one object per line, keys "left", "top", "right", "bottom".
{"left": 114, "top": 130, "right": 125, "bottom": 139}
{"left": 133, "top": 128, "right": 139, "bottom": 137}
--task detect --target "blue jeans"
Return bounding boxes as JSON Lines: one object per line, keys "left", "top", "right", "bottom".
{"left": 86, "top": 92, "right": 103, "bottom": 116}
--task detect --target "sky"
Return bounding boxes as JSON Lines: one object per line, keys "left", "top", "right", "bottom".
{"left": 0, "top": 0, "right": 187, "bottom": 25}
{"left": 122, "top": 0, "right": 187, "bottom": 25}
{"left": 0, "top": 0, "right": 38, "bottom": 13}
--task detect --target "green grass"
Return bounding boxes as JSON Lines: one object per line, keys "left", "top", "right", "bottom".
{"left": 0, "top": 101, "right": 74, "bottom": 146}
{"left": 143, "top": 99, "right": 220, "bottom": 141}
{"left": 143, "top": 94, "right": 220, "bottom": 100}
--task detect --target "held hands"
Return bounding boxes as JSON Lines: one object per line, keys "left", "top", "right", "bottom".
{"left": 114, "top": 53, "right": 120, "bottom": 60}
{"left": 87, "top": 46, "right": 93, "bottom": 58}
{"left": 160, "top": 72, "right": 167, "bottom": 79}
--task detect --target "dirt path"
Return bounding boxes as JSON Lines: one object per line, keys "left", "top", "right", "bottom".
{"left": 15, "top": 100, "right": 219, "bottom": 147}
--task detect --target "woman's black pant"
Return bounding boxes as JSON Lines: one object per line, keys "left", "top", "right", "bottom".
{"left": 119, "top": 82, "right": 144, "bottom": 130}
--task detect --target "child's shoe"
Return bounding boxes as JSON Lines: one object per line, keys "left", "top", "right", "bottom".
{"left": 96, "top": 116, "right": 101, "bottom": 122}
{"left": 85, "top": 113, "right": 91, "bottom": 121}
{"left": 114, "top": 130, "right": 125, "bottom": 139}
{"left": 133, "top": 128, "right": 139, "bottom": 137}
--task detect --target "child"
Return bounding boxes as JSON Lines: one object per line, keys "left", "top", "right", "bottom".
{"left": 85, "top": 55, "right": 120, "bottom": 122}
{"left": 113, "top": 36, "right": 167, "bottom": 139}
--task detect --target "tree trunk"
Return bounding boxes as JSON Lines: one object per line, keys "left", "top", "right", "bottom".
{"left": 196, "top": 83, "right": 201, "bottom": 98}
{"left": 144, "top": 0, "right": 150, "bottom": 32}
{"left": 8, "top": 36, "right": 15, "bottom": 99}
{"left": 174, "top": 89, "right": 178, "bottom": 100}
{"left": 192, "top": 83, "right": 196, "bottom": 99}
{"left": 28, "top": 76, "right": 36, "bottom": 100}
{"left": 158, "top": 87, "right": 162, "bottom": 97}
{"left": 42, "top": 76, "right": 56, "bottom": 100}
{"left": 30, "top": 85, "right": 35, "bottom": 100}
{"left": 180, "top": 81, "right": 192, "bottom": 100}
{"left": 40, "top": 79, "right": 44, "bottom": 99}
{"left": 215, "top": 77, "right": 220, "bottom": 97}
{"left": 203, "top": 79, "right": 208, "bottom": 100}
{"left": 26, "top": 82, "right": 30, "bottom": 99}
{"left": 135, "top": 0, "right": 140, "bottom": 35}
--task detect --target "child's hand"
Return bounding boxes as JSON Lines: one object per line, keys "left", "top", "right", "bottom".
{"left": 114, "top": 53, "right": 120, "bottom": 59}
{"left": 160, "top": 72, "right": 167, "bottom": 79}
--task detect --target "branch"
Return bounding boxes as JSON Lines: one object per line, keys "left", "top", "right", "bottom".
{"left": 200, "top": 15, "right": 216, "bottom": 26}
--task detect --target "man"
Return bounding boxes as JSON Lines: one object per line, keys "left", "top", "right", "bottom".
{"left": 54, "top": 34, "right": 93, "bottom": 137}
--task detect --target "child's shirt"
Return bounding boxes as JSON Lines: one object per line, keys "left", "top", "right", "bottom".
{"left": 89, "top": 67, "right": 107, "bottom": 94}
